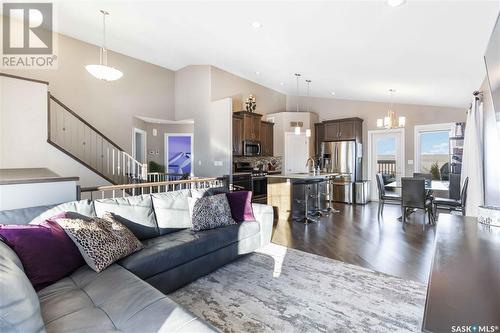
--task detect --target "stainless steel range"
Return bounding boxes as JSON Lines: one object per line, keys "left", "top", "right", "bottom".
{"left": 233, "top": 162, "right": 268, "bottom": 204}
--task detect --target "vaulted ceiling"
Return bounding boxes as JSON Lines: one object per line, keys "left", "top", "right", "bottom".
{"left": 55, "top": 0, "right": 499, "bottom": 107}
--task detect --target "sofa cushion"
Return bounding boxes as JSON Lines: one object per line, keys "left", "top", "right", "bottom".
{"left": 0, "top": 200, "right": 95, "bottom": 226}
{"left": 94, "top": 195, "right": 158, "bottom": 240}
{"left": 226, "top": 191, "right": 255, "bottom": 222}
{"left": 151, "top": 189, "right": 191, "bottom": 235}
{"left": 188, "top": 194, "right": 236, "bottom": 231}
{"left": 54, "top": 213, "right": 143, "bottom": 273}
{"left": 37, "top": 264, "right": 216, "bottom": 333}
{"left": 0, "top": 241, "right": 46, "bottom": 333}
{"left": 0, "top": 216, "right": 85, "bottom": 289}
{"left": 119, "top": 221, "right": 260, "bottom": 279}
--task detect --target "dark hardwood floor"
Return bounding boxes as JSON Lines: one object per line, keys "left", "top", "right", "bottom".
{"left": 271, "top": 201, "right": 439, "bottom": 284}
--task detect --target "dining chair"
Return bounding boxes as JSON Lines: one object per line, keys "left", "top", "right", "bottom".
{"left": 376, "top": 173, "right": 401, "bottom": 219}
{"left": 401, "top": 177, "right": 434, "bottom": 231}
{"left": 433, "top": 176, "right": 469, "bottom": 216}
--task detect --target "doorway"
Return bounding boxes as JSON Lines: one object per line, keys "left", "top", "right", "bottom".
{"left": 132, "top": 128, "right": 147, "bottom": 163}
{"left": 284, "top": 132, "right": 309, "bottom": 173}
{"left": 164, "top": 133, "right": 193, "bottom": 176}
{"left": 367, "top": 128, "right": 405, "bottom": 201}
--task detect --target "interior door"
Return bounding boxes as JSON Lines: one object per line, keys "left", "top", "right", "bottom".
{"left": 284, "top": 132, "right": 309, "bottom": 173}
{"left": 369, "top": 130, "right": 404, "bottom": 201}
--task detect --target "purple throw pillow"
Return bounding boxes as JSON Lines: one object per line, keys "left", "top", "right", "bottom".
{"left": 226, "top": 191, "right": 255, "bottom": 222}
{"left": 0, "top": 212, "right": 85, "bottom": 290}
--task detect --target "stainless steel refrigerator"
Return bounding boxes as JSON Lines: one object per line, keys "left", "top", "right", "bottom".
{"left": 321, "top": 141, "right": 362, "bottom": 203}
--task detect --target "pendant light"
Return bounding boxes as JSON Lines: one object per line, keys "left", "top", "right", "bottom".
{"left": 305, "top": 79, "right": 312, "bottom": 137}
{"left": 294, "top": 73, "right": 301, "bottom": 135}
{"left": 85, "top": 10, "right": 123, "bottom": 81}
{"left": 377, "top": 89, "right": 405, "bottom": 129}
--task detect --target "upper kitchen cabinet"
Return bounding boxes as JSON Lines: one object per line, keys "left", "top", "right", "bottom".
{"left": 260, "top": 121, "right": 274, "bottom": 156}
{"left": 233, "top": 114, "right": 243, "bottom": 155}
{"left": 319, "top": 117, "right": 363, "bottom": 142}
{"left": 234, "top": 111, "right": 262, "bottom": 141}
{"left": 324, "top": 122, "right": 339, "bottom": 141}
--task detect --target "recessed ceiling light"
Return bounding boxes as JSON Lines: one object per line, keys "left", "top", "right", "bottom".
{"left": 280, "top": 82, "right": 285, "bottom": 86}
{"left": 255, "top": 71, "right": 260, "bottom": 75}
{"left": 331, "top": 92, "right": 336, "bottom": 96}
{"left": 386, "top": 0, "right": 406, "bottom": 7}
{"left": 251, "top": 21, "right": 263, "bottom": 29}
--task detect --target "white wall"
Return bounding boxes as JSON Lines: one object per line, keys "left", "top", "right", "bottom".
{"left": 0, "top": 76, "right": 110, "bottom": 187}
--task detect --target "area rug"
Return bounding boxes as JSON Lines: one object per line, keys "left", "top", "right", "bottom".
{"left": 169, "top": 243, "right": 426, "bottom": 333}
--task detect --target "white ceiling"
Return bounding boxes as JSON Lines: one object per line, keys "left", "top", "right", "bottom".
{"left": 55, "top": 0, "right": 499, "bottom": 108}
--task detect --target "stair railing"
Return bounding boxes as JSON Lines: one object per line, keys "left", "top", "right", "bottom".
{"left": 78, "top": 176, "right": 229, "bottom": 200}
{"left": 47, "top": 93, "right": 147, "bottom": 184}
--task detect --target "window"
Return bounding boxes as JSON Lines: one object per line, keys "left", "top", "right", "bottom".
{"left": 414, "top": 124, "right": 453, "bottom": 180}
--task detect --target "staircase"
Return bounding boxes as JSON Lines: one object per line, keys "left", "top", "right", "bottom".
{"left": 47, "top": 93, "right": 147, "bottom": 185}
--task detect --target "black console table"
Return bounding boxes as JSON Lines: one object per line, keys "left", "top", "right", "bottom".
{"left": 423, "top": 214, "right": 500, "bottom": 332}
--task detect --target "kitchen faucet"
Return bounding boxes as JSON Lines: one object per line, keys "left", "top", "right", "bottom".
{"left": 306, "top": 157, "right": 319, "bottom": 174}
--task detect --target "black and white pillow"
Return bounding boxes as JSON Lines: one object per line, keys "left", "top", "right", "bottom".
{"left": 187, "top": 194, "right": 236, "bottom": 231}
{"left": 54, "top": 212, "right": 143, "bottom": 272}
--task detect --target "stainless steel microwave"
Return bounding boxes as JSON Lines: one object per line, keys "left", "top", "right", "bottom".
{"left": 243, "top": 140, "right": 261, "bottom": 156}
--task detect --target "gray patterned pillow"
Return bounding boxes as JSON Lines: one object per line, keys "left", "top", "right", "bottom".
{"left": 188, "top": 194, "right": 236, "bottom": 231}
{"left": 54, "top": 212, "right": 143, "bottom": 273}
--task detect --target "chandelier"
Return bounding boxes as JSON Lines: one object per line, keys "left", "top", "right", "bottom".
{"left": 377, "top": 89, "right": 405, "bottom": 129}
{"left": 85, "top": 10, "right": 123, "bottom": 81}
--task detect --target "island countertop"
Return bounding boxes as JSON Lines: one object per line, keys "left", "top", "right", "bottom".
{"left": 266, "top": 172, "right": 339, "bottom": 180}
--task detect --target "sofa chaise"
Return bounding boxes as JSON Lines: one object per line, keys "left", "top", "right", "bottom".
{"left": 0, "top": 188, "right": 274, "bottom": 333}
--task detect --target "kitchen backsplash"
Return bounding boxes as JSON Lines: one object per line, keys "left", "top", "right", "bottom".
{"left": 233, "top": 156, "right": 282, "bottom": 172}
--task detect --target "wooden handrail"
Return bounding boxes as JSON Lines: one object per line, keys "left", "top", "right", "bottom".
{"left": 49, "top": 93, "right": 124, "bottom": 152}
{"left": 0, "top": 72, "right": 49, "bottom": 85}
{"left": 80, "top": 177, "right": 222, "bottom": 193}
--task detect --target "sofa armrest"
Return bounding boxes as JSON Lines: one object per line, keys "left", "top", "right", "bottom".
{"left": 252, "top": 203, "right": 274, "bottom": 247}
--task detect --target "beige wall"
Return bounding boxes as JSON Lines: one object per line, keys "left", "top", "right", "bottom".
{"left": 482, "top": 79, "right": 500, "bottom": 205}
{"left": 3, "top": 33, "right": 175, "bottom": 154}
{"left": 264, "top": 111, "right": 318, "bottom": 157}
{"left": 143, "top": 122, "right": 194, "bottom": 166}
{"left": 174, "top": 66, "right": 233, "bottom": 177}
{"left": 286, "top": 95, "right": 466, "bottom": 178}
{"left": 210, "top": 66, "right": 286, "bottom": 114}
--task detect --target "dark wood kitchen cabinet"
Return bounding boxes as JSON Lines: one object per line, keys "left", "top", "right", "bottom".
{"left": 234, "top": 111, "right": 262, "bottom": 141}
{"left": 233, "top": 114, "right": 243, "bottom": 155}
{"left": 233, "top": 111, "right": 264, "bottom": 156}
{"left": 324, "top": 122, "right": 339, "bottom": 141}
{"left": 314, "top": 122, "right": 324, "bottom": 155}
{"left": 260, "top": 121, "right": 274, "bottom": 156}
{"left": 318, "top": 117, "right": 362, "bottom": 142}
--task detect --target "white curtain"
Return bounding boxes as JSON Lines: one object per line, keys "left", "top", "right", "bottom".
{"left": 461, "top": 97, "right": 484, "bottom": 216}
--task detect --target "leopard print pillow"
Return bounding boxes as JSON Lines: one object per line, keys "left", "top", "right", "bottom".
{"left": 54, "top": 212, "right": 143, "bottom": 273}
{"left": 188, "top": 193, "right": 236, "bottom": 231}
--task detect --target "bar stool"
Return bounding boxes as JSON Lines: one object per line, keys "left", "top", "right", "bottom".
{"left": 293, "top": 180, "right": 321, "bottom": 224}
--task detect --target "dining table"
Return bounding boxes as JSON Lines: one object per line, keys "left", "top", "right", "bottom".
{"left": 385, "top": 180, "right": 449, "bottom": 191}
{"left": 385, "top": 180, "right": 449, "bottom": 222}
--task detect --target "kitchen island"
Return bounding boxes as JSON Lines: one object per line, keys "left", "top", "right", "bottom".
{"left": 267, "top": 172, "right": 338, "bottom": 223}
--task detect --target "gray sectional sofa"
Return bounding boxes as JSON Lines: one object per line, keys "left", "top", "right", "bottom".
{"left": 0, "top": 188, "right": 274, "bottom": 333}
